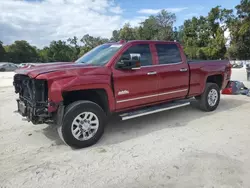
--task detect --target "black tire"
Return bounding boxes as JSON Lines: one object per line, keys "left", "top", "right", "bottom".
{"left": 58, "top": 100, "right": 106, "bottom": 148}
{"left": 0, "top": 68, "right": 5, "bottom": 72}
{"left": 196, "top": 83, "right": 220, "bottom": 112}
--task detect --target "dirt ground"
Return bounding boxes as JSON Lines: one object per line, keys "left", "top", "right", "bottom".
{"left": 0, "top": 69, "right": 250, "bottom": 188}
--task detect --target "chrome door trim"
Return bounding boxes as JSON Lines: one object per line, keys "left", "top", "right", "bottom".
{"left": 116, "top": 89, "right": 188, "bottom": 103}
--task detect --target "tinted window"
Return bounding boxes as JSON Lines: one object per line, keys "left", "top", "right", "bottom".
{"left": 156, "top": 44, "right": 182, "bottom": 64}
{"left": 121, "top": 44, "right": 152, "bottom": 66}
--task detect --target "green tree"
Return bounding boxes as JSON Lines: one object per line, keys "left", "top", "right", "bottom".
{"left": 119, "top": 23, "right": 137, "bottom": 40}
{"left": 173, "top": 26, "right": 184, "bottom": 43}
{"left": 38, "top": 47, "right": 50, "bottom": 62}
{"left": 111, "top": 30, "right": 120, "bottom": 41}
{"left": 6, "top": 40, "right": 38, "bottom": 63}
{"left": 227, "top": 0, "right": 250, "bottom": 60}
{"left": 80, "top": 34, "right": 109, "bottom": 49}
{"left": 67, "top": 36, "right": 80, "bottom": 61}
{"left": 155, "top": 10, "right": 176, "bottom": 40}
{"left": 139, "top": 16, "right": 159, "bottom": 40}
{"left": 45, "top": 40, "right": 75, "bottom": 62}
{"left": 138, "top": 10, "right": 176, "bottom": 40}
{"left": 182, "top": 6, "right": 233, "bottom": 60}
{"left": 236, "top": 0, "right": 250, "bottom": 35}
{"left": 0, "top": 41, "right": 6, "bottom": 61}
{"left": 182, "top": 17, "right": 209, "bottom": 59}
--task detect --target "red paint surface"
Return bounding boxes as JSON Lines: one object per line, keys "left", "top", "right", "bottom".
{"left": 15, "top": 40, "right": 231, "bottom": 113}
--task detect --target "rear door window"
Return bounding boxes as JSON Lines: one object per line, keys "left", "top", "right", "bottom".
{"left": 155, "top": 44, "right": 182, "bottom": 65}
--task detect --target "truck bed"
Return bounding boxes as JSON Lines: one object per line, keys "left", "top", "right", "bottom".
{"left": 187, "top": 60, "right": 231, "bottom": 97}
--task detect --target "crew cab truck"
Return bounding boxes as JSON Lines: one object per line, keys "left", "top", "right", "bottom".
{"left": 13, "top": 40, "right": 232, "bottom": 148}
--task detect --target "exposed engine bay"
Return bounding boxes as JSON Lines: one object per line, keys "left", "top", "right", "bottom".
{"left": 13, "top": 74, "right": 50, "bottom": 124}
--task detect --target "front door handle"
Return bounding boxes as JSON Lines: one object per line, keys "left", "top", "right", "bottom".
{"left": 147, "top": 71, "right": 157, "bottom": 75}
{"left": 180, "top": 68, "right": 188, "bottom": 72}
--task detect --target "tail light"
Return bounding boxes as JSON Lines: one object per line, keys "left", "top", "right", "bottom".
{"left": 222, "top": 81, "right": 233, "bottom": 95}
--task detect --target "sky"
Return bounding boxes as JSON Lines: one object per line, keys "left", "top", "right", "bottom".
{"left": 0, "top": 0, "right": 240, "bottom": 47}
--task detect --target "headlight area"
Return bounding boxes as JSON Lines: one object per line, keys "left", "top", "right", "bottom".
{"left": 14, "top": 74, "right": 52, "bottom": 124}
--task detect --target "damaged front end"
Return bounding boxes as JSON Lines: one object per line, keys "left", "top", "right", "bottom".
{"left": 13, "top": 74, "right": 52, "bottom": 124}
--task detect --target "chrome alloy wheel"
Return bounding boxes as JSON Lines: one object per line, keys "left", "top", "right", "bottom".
{"left": 71, "top": 112, "right": 99, "bottom": 141}
{"left": 207, "top": 89, "right": 218, "bottom": 107}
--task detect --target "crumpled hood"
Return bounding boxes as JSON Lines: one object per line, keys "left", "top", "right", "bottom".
{"left": 15, "top": 62, "right": 101, "bottom": 78}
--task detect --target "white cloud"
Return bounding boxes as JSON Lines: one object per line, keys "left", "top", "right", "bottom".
{"left": 123, "top": 16, "right": 148, "bottom": 27}
{"left": 0, "top": 0, "right": 123, "bottom": 47}
{"left": 138, "top": 7, "right": 188, "bottom": 14}
{"left": 109, "top": 6, "right": 123, "bottom": 14}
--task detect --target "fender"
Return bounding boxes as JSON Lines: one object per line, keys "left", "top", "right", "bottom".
{"left": 200, "top": 66, "right": 225, "bottom": 94}
{"left": 41, "top": 75, "right": 115, "bottom": 112}
{"left": 63, "top": 78, "right": 116, "bottom": 112}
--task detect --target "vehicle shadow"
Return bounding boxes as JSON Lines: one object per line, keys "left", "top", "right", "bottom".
{"left": 40, "top": 97, "right": 249, "bottom": 148}
{"left": 97, "top": 97, "right": 249, "bottom": 147}
{"left": 42, "top": 124, "right": 65, "bottom": 146}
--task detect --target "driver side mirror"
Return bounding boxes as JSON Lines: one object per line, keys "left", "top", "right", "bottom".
{"left": 116, "top": 53, "right": 141, "bottom": 70}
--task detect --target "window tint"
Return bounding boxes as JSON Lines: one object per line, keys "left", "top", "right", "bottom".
{"left": 121, "top": 44, "right": 152, "bottom": 66}
{"left": 155, "top": 44, "right": 182, "bottom": 64}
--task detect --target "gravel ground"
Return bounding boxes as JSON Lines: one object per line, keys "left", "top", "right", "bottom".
{"left": 0, "top": 69, "right": 250, "bottom": 188}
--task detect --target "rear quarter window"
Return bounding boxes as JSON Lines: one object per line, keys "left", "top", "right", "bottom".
{"left": 155, "top": 44, "right": 182, "bottom": 65}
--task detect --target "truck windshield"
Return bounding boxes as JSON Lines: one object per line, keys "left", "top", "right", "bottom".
{"left": 75, "top": 44, "right": 123, "bottom": 66}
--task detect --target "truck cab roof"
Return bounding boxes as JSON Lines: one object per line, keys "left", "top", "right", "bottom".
{"left": 116, "top": 40, "right": 180, "bottom": 45}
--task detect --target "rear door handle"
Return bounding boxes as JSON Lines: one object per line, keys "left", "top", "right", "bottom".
{"left": 147, "top": 71, "right": 157, "bottom": 75}
{"left": 180, "top": 68, "right": 188, "bottom": 72}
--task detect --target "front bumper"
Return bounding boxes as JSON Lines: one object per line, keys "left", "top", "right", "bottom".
{"left": 14, "top": 74, "right": 51, "bottom": 124}
{"left": 14, "top": 74, "right": 65, "bottom": 125}
{"left": 16, "top": 97, "right": 51, "bottom": 124}
{"left": 17, "top": 99, "right": 27, "bottom": 116}
{"left": 16, "top": 98, "right": 65, "bottom": 125}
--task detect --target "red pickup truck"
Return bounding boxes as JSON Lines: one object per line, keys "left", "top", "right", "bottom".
{"left": 13, "top": 40, "right": 231, "bottom": 148}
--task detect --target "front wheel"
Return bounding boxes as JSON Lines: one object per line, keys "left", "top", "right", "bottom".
{"left": 58, "top": 100, "right": 106, "bottom": 148}
{"left": 196, "top": 83, "right": 220, "bottom": 112}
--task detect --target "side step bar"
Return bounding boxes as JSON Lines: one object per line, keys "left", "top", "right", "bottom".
{"left": 120, "top": 100, "right": 191, "bottom": 120}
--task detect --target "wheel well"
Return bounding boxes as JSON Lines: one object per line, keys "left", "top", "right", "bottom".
{"left": 206, "top": 74, "right": 223, "bottom": 89}
{"left": 62, "top": 89, "right": 109, "bottom": 114}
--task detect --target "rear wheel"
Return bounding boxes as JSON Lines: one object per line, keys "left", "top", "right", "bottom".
{"left": 0, "top": 68, "right": 5, "bottom": 72}
{"left": 58, "top": 100, "right": 106, "bottom": 148}
{"left": 196, "top": 83, "right": 220, "bottom": 112}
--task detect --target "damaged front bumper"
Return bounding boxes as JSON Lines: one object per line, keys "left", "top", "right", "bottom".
{"left": 16, "top": 96, "right": 65, "bottom": 125}
{"left": 14, "top": 74, "right": 64, "bottom": 125}
{"left": 16, "top": 96, "right": 51, "bottom": 124}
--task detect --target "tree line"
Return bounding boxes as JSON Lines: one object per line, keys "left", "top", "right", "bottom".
{"left": 0, "top": 0, "right": 249, "bottom": 63}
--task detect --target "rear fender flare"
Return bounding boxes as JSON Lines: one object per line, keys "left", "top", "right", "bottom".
{"left": 201, "top": 73, "right": 224, "bottom": 93}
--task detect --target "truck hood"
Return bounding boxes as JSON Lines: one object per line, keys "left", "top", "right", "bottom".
{"left": 15, "top": 62, "right": 106, "bottom": 78}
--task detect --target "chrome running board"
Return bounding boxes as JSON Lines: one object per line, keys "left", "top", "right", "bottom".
{"left": 120, "top": 100, "right": 191, "bottom": 120}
